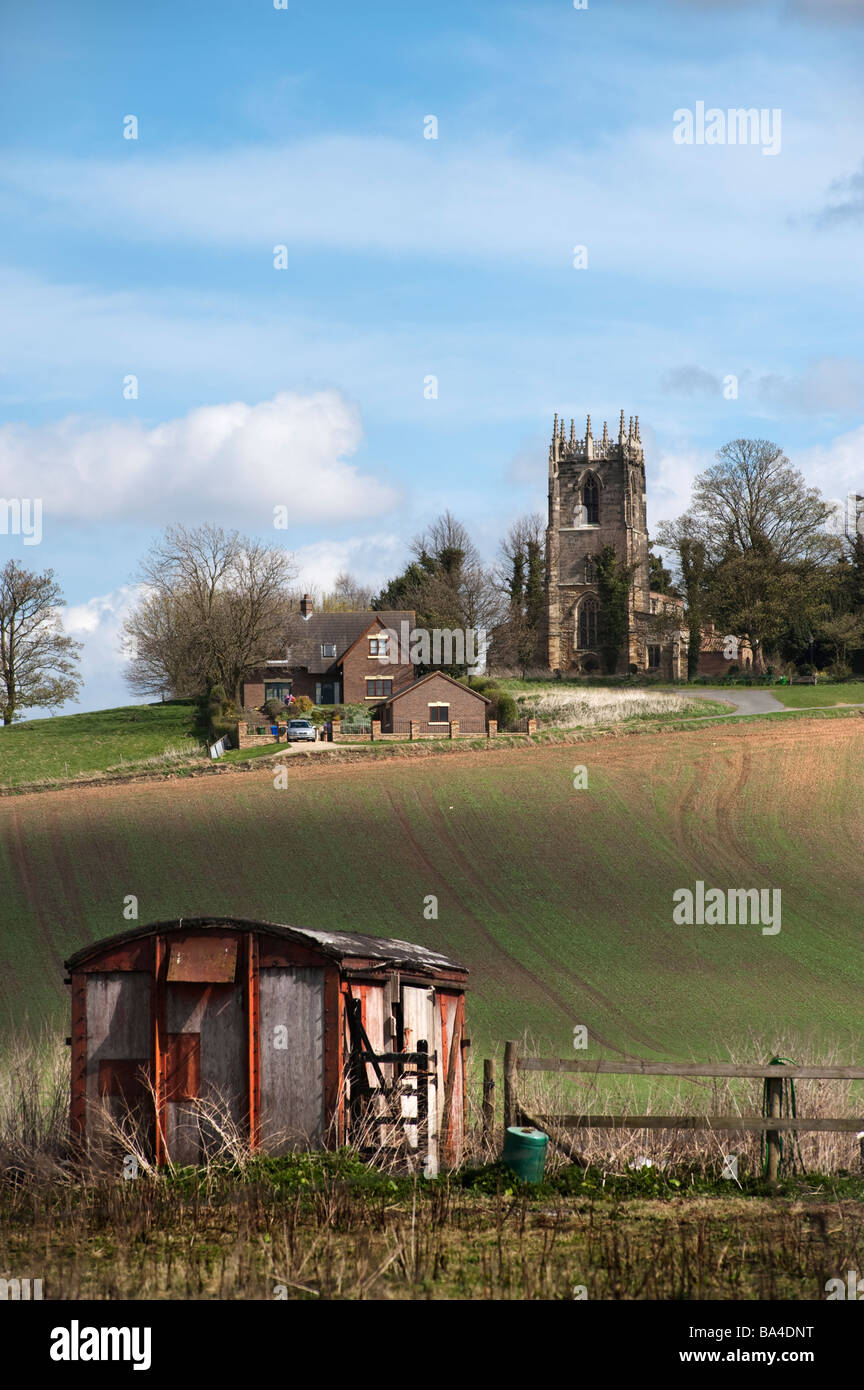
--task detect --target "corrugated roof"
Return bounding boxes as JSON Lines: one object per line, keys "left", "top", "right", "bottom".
{"left": 283, "top": 611, "right": 414, "bottom": 673}
{"left": 66, "top": 916, "right": 467, "bottom": 974}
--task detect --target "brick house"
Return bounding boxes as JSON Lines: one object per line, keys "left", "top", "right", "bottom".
{"left": 242, "top": 596, "right": 416, "bottom": 711}
{"left": 379, "top": 671, "right": 490, "bottom": 735}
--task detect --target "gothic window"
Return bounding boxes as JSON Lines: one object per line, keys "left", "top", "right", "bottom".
{"left": 624, "top": 490, "right": 632, "bottom": 526}
{"left": 647, "top": 644, "right": 661, "bottom": 671}
{"left": 576, "top": 595, "right": 599, "bottom": 650}
{"left": 582, "top": 474, "right": 599, "bottom": 525}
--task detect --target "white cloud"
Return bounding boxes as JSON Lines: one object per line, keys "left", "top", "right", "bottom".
{"left": 796, "top": 424, "right": 864, "bottom": 501}
{"left": 3, "top": 113, "right": 862, "bottom": 290}
{"left": 59, "top": 585, "right": 139, "bottom": 714}
{"left": 293, "top": 533, "right": 407, "bottom": 595}
{"left": 0, "top": 390, "right": 399, "bottom": 526}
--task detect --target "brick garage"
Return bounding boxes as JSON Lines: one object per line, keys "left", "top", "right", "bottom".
{"left": 379, "top": 671, "right": 490, "bottom": 736}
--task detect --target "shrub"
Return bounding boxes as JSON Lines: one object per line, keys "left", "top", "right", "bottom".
{"left": 495, "top": 691, "right": 519, "bottom": 731}
{"left": 292, "top": 695, "right": 313, "bottom": 714}
{"left": 264, "top": 698, "right": 286, "bottom": 721}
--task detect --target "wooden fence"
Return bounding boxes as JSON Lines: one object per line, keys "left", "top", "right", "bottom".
{"left": 486, "top": 1042, "right": 864, "bottom": 1181}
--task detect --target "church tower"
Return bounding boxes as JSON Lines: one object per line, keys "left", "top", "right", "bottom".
{"left": 546, "top": 411, "right": 651, "bottom": 672}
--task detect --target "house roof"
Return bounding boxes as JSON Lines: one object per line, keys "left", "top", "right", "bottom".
{"left": 283, "top": 611, "right": 414, "bottom": 673}
{"left": 380, "top": 670, "right": 491, "bottom": 706}
{"left": 66, "top": 916, "right": 467, "bottom": 975}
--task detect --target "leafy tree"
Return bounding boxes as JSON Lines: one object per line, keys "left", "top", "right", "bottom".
{"left": 374, "top": 511, "right": 501, "bottom": 675}
{"left": 0, "top": 561, "right": 81, "bottom": 724}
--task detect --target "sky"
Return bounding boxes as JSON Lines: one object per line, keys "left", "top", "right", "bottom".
{"left": 1, "top": 0, "right": 862, "bottom": 712}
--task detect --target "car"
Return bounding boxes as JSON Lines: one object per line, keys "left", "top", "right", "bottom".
{"left": 285, "top": 718, "right": 317, "bottom": 742}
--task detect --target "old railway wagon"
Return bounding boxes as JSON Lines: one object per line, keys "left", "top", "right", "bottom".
{"left": 66, "top": 917, "right": 468, "bottom": 1173}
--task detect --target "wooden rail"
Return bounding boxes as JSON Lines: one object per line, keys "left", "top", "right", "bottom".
{"left": 491, "top": 1042, "right": 864, "bottom": 1182}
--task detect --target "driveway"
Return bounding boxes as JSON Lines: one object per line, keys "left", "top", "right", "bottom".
{"left": 691, "top": 687, "right": 787, "bottom": 716}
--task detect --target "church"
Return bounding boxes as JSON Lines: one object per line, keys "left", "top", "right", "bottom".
{"left": 545, "top": 411, "right": 690, "bottom": 679}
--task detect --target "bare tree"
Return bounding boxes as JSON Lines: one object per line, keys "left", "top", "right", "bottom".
{"left": 0, "top": 561, "right": 81, "bottom": 724}
{"left": 123, "top": 524, "right": 297, "bottom": 704}
{"left": 659, "top": 439, "right": 839, "bottom": 565}
{"left": 319, "top": 571, "right": 374, "bottom": 611}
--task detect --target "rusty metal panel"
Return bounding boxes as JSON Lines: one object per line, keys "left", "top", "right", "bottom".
{"left": 167, "top": 934, "right": 238, "bottom": 983}
{"left": 165, "top": 1033, "right": 200, "bottom": 1101}
{"left": 98, "top": 1059, "right": 149, "bottom": 1099}
{"left": 80, "top": 939, "right": 154, "bottom": 973}
{"left": 165, "top": 982, "right": 246, "bottom": 1160}
{"left": 258, "top": 967, "right": 325, "bottom": 1153}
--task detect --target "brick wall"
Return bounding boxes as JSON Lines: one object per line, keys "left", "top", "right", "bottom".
{"left": 382, "top": 675, "right": 488, "bottom": 731}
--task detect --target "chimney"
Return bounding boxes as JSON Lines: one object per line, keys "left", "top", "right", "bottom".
{"left": 300, "top": 593, "right": 312, "bottom": 620}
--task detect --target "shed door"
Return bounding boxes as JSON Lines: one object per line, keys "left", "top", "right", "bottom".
{"left": 259, "top": 967, "right": 325, "bottom": 1152}
{"left": 401, "top": 985, "right": 438, "bottom": 1176}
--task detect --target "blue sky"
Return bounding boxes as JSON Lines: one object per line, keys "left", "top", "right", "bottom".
{"left": 1, "top": 0, "right": 863, "bottom": 711}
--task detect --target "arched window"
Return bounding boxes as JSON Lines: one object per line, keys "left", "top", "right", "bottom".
{"left": 582, "top": 474, "right": 599, "bottom": 525}
{"left": 576, "top": 596, "right": 599, "bottom": 650}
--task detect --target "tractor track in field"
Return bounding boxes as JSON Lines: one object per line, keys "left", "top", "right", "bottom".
{"left": 382, "top": 783, "right": 665, "bottom": 1060}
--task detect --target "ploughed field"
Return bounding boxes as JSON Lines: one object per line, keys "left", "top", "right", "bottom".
{"left": 1, "top": 718, "right": 862, "bottom": 1060}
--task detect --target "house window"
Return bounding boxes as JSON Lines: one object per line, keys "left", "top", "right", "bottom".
{"left": 582, "top": 475, "right": 599, "bottom": 525}
{"left": 647, "top": 645, "right": 661, "bottom": 670}
{"left": 368, "top": 636, "right": 389, "bottom": 657}
{"left": 366, "top": 679, "right": 393, "bottom": 698}
{"left": 264, "top": 682, "right": 292, "bottom": 703}
{"left": 577, "top": 596, "right": 599, "bottom": 650}
{"left": 320, "top": 643, "right": 336, "bottom": 659}
{"left": 428, "top": 704, "right": 449, "bottom": 723}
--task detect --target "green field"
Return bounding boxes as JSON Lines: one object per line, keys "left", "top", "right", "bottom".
{"left": 771, "top": 682, "right": 864, "bottom": 709}
{"left": 2, "top": 716, "right": 862, "bottom": 1064}
{"left": 0, "top": 702, "right": 204, "bottom": 786}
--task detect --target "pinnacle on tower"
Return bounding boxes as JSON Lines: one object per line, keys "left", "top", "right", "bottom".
{"left": 628, "top": 416, "right": 634, "bottom": 441}
{"left": 634, "top": 415, "right": 641, "bottom": 442}
{"left": 570, "top": 418, "right": 575, "bottom": 443}
{"left": 553, "top": 412, "right": 558, "bottom": 442}
{"left": 602, "top": 420, "right": 609, "bottom": 444}
{"left": 585, "top": 414, "right": 592, "bottom": 439}
{"left": 618, "top": 410, "right": 626, "bottom": 443}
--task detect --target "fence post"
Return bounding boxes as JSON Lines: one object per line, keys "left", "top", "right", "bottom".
{"left": 371, "top": 720, "right": 381, "bottom": 741}
{"left": 765, "top": 1075, "right": 783, "bottom": 1183}
{"left": 237, "top": 721, "right": 246, "bottom": 748}
{"left": 449, "top": 720, "right": 459, "bottom": 739}
{"left": 503, "top": 1041, "right": 518, "bottom": 1130}
{"left": 417, "top": 1039, "right": 429, "bottom": 1170}
{"left": 487, "top": 719, "right": 497, "bottom": 738}
{"left": 482, "top": 1058, "right": 496, "bottom": 1146}
{"left": 410, "top": 720, "right": 419, "bottom": 741}
{"left": 331, "top": 716, "right": 340, "bottom": 741}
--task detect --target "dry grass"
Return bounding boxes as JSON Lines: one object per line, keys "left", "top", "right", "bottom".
{"left": 517, "top": 688, "right": 717, "bottom": 729}
{"left": 483, "top": 1031, "right": 864, "bottom": 1180}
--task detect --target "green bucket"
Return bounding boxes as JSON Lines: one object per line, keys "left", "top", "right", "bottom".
{"left": 501, "top": 1125, "right": 549, "bottom": 1183}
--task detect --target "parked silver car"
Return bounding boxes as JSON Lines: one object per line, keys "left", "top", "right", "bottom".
{"left": 285, "top": 718, "right": 317, "bottom": 742}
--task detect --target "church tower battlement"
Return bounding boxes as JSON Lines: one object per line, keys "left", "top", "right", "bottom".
{"left": 546, "top": 411, "right": 652, "bottom": 673}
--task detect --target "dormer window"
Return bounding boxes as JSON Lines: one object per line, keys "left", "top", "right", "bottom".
{"left": 321, "top": 643, "right": 336, "bottom": 659}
